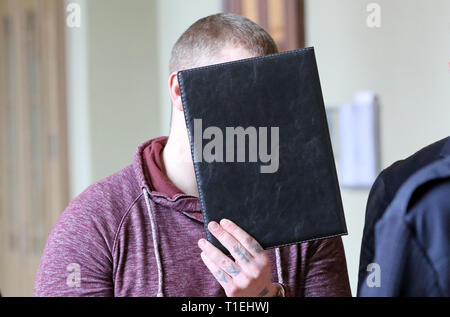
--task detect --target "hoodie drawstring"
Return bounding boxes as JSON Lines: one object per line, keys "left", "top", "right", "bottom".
{"left": 143, "top": 186, "right": 284, "bottom": 297}
{"left": 275, "top": 247, "right": 284, "bottom": 286}
{"left": 142, "top": 187, "right": 164, "bottom": 297}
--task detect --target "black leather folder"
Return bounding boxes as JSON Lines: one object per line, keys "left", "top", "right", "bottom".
{"left": 178, "top": 47, "right": 347, "bottom": 252}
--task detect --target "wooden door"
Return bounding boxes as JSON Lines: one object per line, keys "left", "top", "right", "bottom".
{"left": 0, "top": 0, "right": 69, "bottom": 296}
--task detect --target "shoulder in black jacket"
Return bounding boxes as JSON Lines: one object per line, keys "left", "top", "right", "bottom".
{"left": 358, "top": 136, "right": 450, "bottom": 295}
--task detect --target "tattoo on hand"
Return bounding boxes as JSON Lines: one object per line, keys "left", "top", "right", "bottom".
{"left": 225, "top": 264, "right": 240, "bottom": 276}
{"left": 246, "top": 237, "right": 264, "bottom": 254}
{"left": 258, "top": 287, "right": 269, "bottom": 297}
{"left": 250, "top": 242, "right": 264, "bottom": 254}
{"left": 216, "top": 270, "right": 228, "bottom": 283}
{"left": 234, "top": 245, "right": 250, "bottom": 263}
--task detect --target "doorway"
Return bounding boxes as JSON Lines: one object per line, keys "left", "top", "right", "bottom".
{"left": 0, "top": 0, "right": 69, "bottom": 296}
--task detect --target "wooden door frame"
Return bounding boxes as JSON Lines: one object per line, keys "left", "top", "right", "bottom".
{"left": 0, "top": 0, "right": 69, "bottom": 296}
{"left": 222, "top": 0, "right": 305, "bottom": 51}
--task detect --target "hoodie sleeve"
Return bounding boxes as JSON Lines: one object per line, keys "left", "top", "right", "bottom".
{"left": 34, "top": 187, "right": 116, "bottom": 297}
{"left": 303, "top": 237, "right": 352, "bottom": 297}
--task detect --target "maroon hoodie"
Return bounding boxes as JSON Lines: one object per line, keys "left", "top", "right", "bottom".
{"left": 34, "top": 137, "right": 351, "bottom": 297}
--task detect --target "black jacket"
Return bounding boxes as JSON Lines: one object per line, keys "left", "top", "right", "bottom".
{"left": 358, "top": 136, "right": 450, "bottom": 295}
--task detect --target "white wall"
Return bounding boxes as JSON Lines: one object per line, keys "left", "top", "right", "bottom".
{"left": 156, "top": 0, "right": 222, "bottom": 135}
{"left": 305, "top": 0, "right": 450, "bottom": 294}
{"left": 67, "top": 0, "right": 160, "bottom": 192}
{"left": 86, "top": 0, "right": 160, "bottom": 182}
{"left": 67, "top": 0, "right": 221, "bottom": 192}
{"left": 66, "top": 0, "right": 92, "bottom": 198}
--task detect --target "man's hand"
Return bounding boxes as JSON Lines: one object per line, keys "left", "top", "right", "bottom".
{"left": 198, "top": 219, "right": 278, "bottom": 297}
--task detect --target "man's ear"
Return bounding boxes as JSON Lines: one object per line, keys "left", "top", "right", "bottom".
{"left": 169, "top": 72, "right": 183, "bottom": 112}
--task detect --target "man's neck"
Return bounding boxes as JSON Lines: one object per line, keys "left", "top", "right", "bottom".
{"left": 162, "top": 134, "right": 199, "bottom": 197}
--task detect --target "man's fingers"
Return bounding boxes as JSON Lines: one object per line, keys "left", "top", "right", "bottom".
{"left": 200, "top": 252, "right": 232, "bottom": 289}
{"left": 198, "top": 238, "right": 242, "bottom": 277}
{"left": 199, "top": 240, "right": 253, "bottom": 294}
{"left": 207, "top": 221, "right": 254, "bottom": 266}
{"left": 219, "top": 219, "right": 265, "bottom": 257}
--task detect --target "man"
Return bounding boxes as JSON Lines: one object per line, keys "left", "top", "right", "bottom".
{"left": 35, "top": 13, "right": 351, "bottom": 297}
{"left": 358, "top": 136, "right": 450, "bottom": 295}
